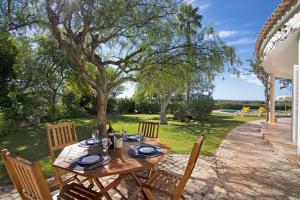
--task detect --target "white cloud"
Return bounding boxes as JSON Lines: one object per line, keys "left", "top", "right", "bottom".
{"left": 227, "top": 38, "right": 256, "bottom": 45}
{"left": 184, "top": 0, "right": 197, "bottom": 4}
{"left": 199, "top": 3, "right": 210, "bottom": 11}
{"left": 230, "top": 74, "right": 262, "bottom": 86}
{"left": 218, "top": 31, "right": 238, "bottom": 38}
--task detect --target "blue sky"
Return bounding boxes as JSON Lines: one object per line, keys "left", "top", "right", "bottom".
{"left": 121, "top": 0, "right": 291, "bottom": 100}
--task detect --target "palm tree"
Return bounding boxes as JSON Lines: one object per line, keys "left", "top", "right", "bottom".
{"left": 177, "top": 4, "right": 203, "bottom": 101}
{"left": 177, "top": 4, "right": 202, "bottom": 43}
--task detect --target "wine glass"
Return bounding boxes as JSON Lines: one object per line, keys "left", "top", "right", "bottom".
{"left": 102, "top": 137, "right": 109, "bottom": 158}
{"left": 136, "top": 133, "right": 143, "bottom": 146}
{"left": 92, "top": 130, "right": 97, "bottom": 141}
{"left": 122, "top": 126, "right": 128, "bottom": 136}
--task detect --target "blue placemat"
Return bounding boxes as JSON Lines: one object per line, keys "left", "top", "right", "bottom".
{"left": 123, "top": 134, "right": 145, "bottom": 142}
{"left": 69, "top": 155, "right": 111, "bottom": 171}
{"left": 128, "top": 145, "right": 163, "bottom": 159}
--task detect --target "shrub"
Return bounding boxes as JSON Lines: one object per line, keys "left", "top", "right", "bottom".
{"left": 173, "top": 95, "right": 215, "bottom": 121}
{"left": 135, "top": 100, "right": 160, "bottom": 114}
{"left": 62, "top": 91, "right": 86, "bottom": 118}
{"left": 107, "top": 97, "right": 117, "bottom": 113}
{"left": 188, "top": 95, "right": 214, "bottom": 121}
{"left": 173, "top": 102, "right": 190, "bottom": 122}
{"left": 117, "top": 98, "right": 135, "bottom": 113}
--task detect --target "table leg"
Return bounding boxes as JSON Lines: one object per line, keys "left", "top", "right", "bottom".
{"left": 93, "top": 178, "right": 113, "bottom": 200}
{"left": 129, "top": 172, "right": 142, "bottom": 186}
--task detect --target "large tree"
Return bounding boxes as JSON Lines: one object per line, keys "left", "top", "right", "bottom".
{"left": 137, "top": 63, "right": 190, "bottom": 125}
{"left": 1, "top": 0, "right": 189, "bottom": 135}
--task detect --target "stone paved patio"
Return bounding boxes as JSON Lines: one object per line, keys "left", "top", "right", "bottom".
{"left": 1, "top": 120, "right": 300, "bottom": 199}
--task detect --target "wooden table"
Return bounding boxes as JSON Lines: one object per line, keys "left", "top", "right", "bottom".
{"left": 52, "top": 138, "right": 169, "bottom": 199}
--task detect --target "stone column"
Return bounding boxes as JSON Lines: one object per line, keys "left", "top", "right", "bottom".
{"left": 269, "top": 73, "right": 276, "bottom": 123}
{"left": 292, "top": 65, "right": 300, "bottom": 154}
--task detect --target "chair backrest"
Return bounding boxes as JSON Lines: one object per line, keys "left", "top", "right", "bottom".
{"left": 172, "top": 135, "right": 205, "bottom": 200}
{"left": 242, "top": 106, "right": 250, "bottom": 113}
{"left": 46, "top": 122, "right": 77, "bottom": 162}
{"left": 138, "top": 121, "right": 160, "bottom": 138}
{"left": 258, "top": 106, "right": 266, "bottom": 113}
{"left": 1, "top": 149, "right": 52, "bottom": 200}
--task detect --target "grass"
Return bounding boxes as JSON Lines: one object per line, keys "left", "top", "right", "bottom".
{"left": 0, "top": 113, "right": 264, "bottom": 184}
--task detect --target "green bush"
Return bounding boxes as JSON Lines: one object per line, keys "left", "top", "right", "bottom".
{"left": 0, "top": 113, "right": 16, "bottom": 136}
{"left": 107, "top": 97, "right": 117, "bottom": 113}
{"left": 62, "top": 91, "right": 86, "bottom": 118}
{"left": 173, "top": 95, "right": 214, "bottom": 121}
{"left": 188, "top": 95, "right": 214, "bottom": 120}
{"left": 117, "top": 98, "right": 135, "bottom": 113}
{"left": 135, "top": 100, "right": 160, "bottom": 114}
{"left": 173, "top": 102, "right": 190, "bottom": 122}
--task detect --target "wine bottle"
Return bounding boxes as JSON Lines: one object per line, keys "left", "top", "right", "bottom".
{"left": 107, "top": 120, "right": 115, "bottom": 149}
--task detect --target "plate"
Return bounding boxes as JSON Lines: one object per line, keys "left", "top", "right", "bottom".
{"left": 124, "top": 134, "right": 144, "bottom": 141}
{"left": 78, "top": 154, "right": 103, "bottom": 165}
{"left": 127, "top": 135, "right": 137, "bottom": 140}
{"left": 85, "top": 138, "right": 101, "bottom": 145}
{"left": 138, "top": 146, "right": 156, "bottom": 154}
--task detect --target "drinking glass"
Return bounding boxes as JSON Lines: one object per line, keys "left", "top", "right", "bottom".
{"left": 122, "top": 126, "right": 128, "bottom": 136}
{"left": 136, "top": 133, "right": 142, "bottom": 146}
{"left": 92, "top": 130, "right": 97, "bottom": 141}
{"left": 102, "top": 137, "right": 109, "bottom": 158}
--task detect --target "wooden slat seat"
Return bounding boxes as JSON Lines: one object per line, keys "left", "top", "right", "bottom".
{"left": 1, "top": 149, "right": 99, "bottom": 200}
{"left": 138, "top": 121, "right": 160, "bottom": 138}
{"left": 141, "top": 135, "right": 205, "bottom": 200}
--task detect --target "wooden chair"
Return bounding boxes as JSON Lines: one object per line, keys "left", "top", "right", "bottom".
{"left": 46, "top": 122, "right": 90, "bottom": 188}
{"left": 1, "top": 149, "right": 99, "bottom": 200}
{"left": 136, "top": 121, "right": 160, "bottom": 179}
{"left": 46, "top": 122, "right": 78, "bottom": 162}
{"left": 141, "top": 135, "right": 205, "bottom": 200}
{"left": 138, "top": 121, "right": 160, "bottom": 138}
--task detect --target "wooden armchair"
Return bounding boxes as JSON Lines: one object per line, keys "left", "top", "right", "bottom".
{"left": 46, "top": 122, "right": 91, "bottom": 188}
{"left": 1, "top": 149, "right": 99, "bottom": 200}
{"left": 138, "top": 121, "right": 160, "bottom": 138}
{"left": 141, "top": 135, "right": 205, "bottom": 200}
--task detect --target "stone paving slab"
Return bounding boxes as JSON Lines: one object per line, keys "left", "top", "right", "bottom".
{"left": 1, "top": 120, "right": 300, "bottom": 199}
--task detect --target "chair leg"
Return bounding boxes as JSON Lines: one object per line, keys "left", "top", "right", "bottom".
{"left": 181, "top": 194, "right": 187, "bottom": 200}
{"left": 142, "top": 188, "right": 155, "bottom": 200}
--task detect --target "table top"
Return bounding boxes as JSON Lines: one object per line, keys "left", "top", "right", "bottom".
{"left": 52, "top": 138, "right": 169, "bottom": 178}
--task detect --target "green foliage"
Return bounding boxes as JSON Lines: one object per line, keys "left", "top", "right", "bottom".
{"left": 188, "top": 95, "right": 214, "bottom": 120}
{"left": 107, "top": 97, "right": 118, "bottom": 113}
{"left": 0, "top": 113, "right": 15, "bottom": 136}
{"left": 117, "top": 98, "right": 136, "bottom": 113}
{"left": 135, "top": 100, "right": 160, "bottom": 114}
{"left": 173, "top": 102, "right": 189, "bottom": 122}
{"left": 0, "top": 31, "right": 18, "bottom": 109}
{"left": 174, "top": 95, "right": 214, "bottom": 121}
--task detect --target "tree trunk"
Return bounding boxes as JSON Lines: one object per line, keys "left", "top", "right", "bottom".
{"left": 96, "top": 93, "right": 108, "bottom": 136}
{"left": 160, "top": 94, "right": 171, "bottom": 125}
{"left": 49, "top": 92, "right": 57, "bottom": 121}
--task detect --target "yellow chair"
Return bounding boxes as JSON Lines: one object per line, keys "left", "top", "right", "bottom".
{"left": 258, "top": 106, "right": 266, "bottom": 116}
{"left": 241, "top": 106, "right": 250, "bottom": 114}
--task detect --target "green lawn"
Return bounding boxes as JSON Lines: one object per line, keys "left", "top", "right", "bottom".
{"left": 0, "top": 113, "right": 263, "bottom": 184}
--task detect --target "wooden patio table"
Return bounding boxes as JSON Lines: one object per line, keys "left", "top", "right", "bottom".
{"left": 52, "top": 137, "right": 169, "bottom": 200}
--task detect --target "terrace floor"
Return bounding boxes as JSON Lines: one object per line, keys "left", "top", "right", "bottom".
{"left": 1, "top": 120, "right": 300, "bottom": 199}
{"left": 261, "top": 118, "right": 300, "bottom": 167}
